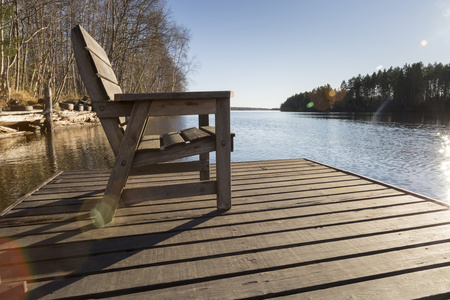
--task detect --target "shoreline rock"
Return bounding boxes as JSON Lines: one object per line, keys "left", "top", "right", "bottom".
{"left": 0, "top": 110, "right": 100, "bottom": 137}
{"left": 51, "top": 110, "right": 100, "bottom": 128}
{"left": 0, "top": 125, "right": 34, "bottom": 139}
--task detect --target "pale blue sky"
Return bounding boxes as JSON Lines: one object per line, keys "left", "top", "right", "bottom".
{"left": 167, "top": 0, "right": 450, "bottom": 108}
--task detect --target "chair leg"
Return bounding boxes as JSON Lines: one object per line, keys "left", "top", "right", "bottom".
{"left": 215, "top": 98, "right": 231, "bottom": 210}
{"left": 199, "top": 152, "right": 210, "bottom": 181}
{"left": 216, "top": 151, "right": 231, "bottom": 210}
{"left": 198, "top": 114, "right": 210, "bottom": 181}
{"left": 91, "top": 102, "right": 152, "bottom": 227}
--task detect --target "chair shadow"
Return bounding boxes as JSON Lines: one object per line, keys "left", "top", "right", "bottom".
{"left": 19, "top": 208, "right": 223, "bottom": 299}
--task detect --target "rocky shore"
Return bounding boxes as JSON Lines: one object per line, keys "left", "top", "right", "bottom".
{"left": 0, "top": 109, "right": 100, "bottom": 138}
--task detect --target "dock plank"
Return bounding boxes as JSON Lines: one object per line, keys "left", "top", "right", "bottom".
{"left": 1, "top": 158, "right": 450, "bottom": 299}
{"left": 0, "top": 195, "right": 435, "bottom": 248}
{"left": 4, "top": 213, "right": 450, "bottom": 283}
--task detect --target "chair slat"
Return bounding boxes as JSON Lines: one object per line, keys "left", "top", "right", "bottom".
{"left": 162, "top": 132, "right": 185, "bottom": 148}
{"left": 138, "top": 135, "right": 161, "bottom": 151}
{"left": 88, "top": 47, "right": 121, "bottom": 100}
{"left": 201, "top": 126, "right": 235, "bottom": 152}
{"left": 99, "top": 78, "right": 122, "bottom": 101}
{"left": 181, "top": 127, "right": 211, "bottom": 142}
{"left": 72, "top": 27, "right": 109, "bottom": 102}
{"left": 72, "top": 25, "right": 123, "bottom": 154}
{"left": 79, "top": 26, "right": 111, "bottom": 67}
{"left": 73, "top": 26, "right": 121, "bottom": 102}
{"left": 201, "top": 126, "right": 236, "bottom": 138}
{"left": 90, "top": 53, "right": 119, "bottom": 85}
{"left": 200, "top": 126, "right": 216, "bottom": 136}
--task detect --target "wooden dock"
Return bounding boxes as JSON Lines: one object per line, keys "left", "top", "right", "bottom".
{"left": 2, "top": 158, "right": 450, "bottom": 299}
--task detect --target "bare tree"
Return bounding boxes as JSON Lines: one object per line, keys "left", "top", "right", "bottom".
{"left": 0, "top": 0, "right": 196, "bottom": 107}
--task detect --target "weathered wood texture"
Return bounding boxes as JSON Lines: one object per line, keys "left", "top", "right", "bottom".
{"left": 2, "top": 158, "right": 450, "bottom": 299}
{"left": 0, "top": 280, "right": 27, "bottom": 300}
{"left": 115, "top": 91, "right": 233, "bottom": 101}
{"left": 71, "top": 25, "right": 123, "bottom": 155}
{"left": 71, "top": 25, "right": 233, "bottom": 226}
{"left": 92, "top": 99, "right": 217, "bottom": 117}
{"left": 43, "top": 87, "right": 53, "bottom": 132}
{"left": 93, "top": 101, "right": 152, "bottom": 227}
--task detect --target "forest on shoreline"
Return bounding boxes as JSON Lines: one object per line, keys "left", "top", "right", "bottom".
{"left": 280, "top": 62, "right": 450, "bottom": 114}
{"left": 0, "top": 0, "right": 195, "bottom": 108}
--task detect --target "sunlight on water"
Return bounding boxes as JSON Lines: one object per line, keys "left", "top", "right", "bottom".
{"left": 438, "top": 133, "right": 450, "bottom": 202}
{"left": 231, "top": 111, "right": 450, "bottom": 204}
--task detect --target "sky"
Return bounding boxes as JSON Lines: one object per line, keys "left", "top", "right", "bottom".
{"left": 167, "top": 0, "right": 450, "bottom": 108}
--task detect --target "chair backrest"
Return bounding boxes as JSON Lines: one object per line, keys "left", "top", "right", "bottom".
{"left": 71, "top": 25, "right": 124, "bottom": 154}
{"left": 71, "top": 25, "right": 122, "bottom": 102}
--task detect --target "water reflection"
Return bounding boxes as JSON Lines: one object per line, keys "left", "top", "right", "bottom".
{"left": 0, "top": 116, "right": 199, "bottom": 212}
{"left": 0, "top": 125, "right": 115, "bottom": 211}
{"left": 301, "top": 111, "right": 450, "bottom": 127}
{"left": 2, "top": 111, "right": 450, "bottom": 212}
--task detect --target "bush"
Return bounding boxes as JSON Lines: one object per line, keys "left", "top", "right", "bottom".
{"left": 10, "top": 90, "right": 37, "bottom": 106}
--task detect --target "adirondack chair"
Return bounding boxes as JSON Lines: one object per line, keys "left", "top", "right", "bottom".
{"left": 71, "top": 25, "right": 233, "bottom": 227}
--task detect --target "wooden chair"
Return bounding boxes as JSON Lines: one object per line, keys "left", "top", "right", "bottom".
{"left": 71, "top": 25, "right": 233, "bottom": 227}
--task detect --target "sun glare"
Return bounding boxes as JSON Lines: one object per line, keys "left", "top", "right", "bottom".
{"left": 421, "top": 40, "right": 428, "bottom": 46}
{"left": 439, "top": 134, "right": 450, "bottom": 201}
{"left": 443, "top": 8, "right": 450, "bottom": 17}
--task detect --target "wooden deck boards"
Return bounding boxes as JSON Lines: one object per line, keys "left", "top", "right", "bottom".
{"left": 1, "top": 158, "right": 450, "bottom": 299}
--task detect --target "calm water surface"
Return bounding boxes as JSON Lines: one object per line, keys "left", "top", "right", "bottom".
{"left": 1, "top": 111, "right": 450, "bottom": 211}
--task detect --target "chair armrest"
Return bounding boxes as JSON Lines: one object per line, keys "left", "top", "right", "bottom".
{"left": 115, "top": 91, "right": 233, "bottom": 101}
{"left": 99, "top": 91, "right": 233, "bottom": 117}
{"left": 94, "top": 90, "right": 233, "bottom": 118}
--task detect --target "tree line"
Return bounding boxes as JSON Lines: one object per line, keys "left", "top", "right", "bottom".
{"left": 0, "top": 0, "right": 195, "bottom": 106}
{"left": 280, "top": 62, "right": 450, "bottom": 113}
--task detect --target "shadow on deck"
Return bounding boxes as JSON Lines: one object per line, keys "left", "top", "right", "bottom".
{"left": 1, "top": 158, "right": 450, "bottom": 299}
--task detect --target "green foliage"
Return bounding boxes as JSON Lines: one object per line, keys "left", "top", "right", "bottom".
{"left": 280, "top": 91, "right": 311, "bottom": 111}
{"left": 279, "top": 84, "right": 346, "bottom": 112}
{"left": 0, "top": 4, "right": 17, "bottom": 57}
{"left": 0, "top": 5, "right": 14, "bottom": 28}
{"left": 280, "top": 62, "right": 450, "bottom": 113}
{"left": 0, "top": 39, "right": 19, "bottom": 57}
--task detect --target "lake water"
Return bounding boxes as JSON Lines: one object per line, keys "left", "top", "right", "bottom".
{"left": 1, "top": 111, "right": 450, "bottom": 212}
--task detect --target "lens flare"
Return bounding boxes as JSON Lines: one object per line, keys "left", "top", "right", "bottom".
{"left": 307, "top": 102, "right": 314, "bottom": 108}
{"left": 443, "top": 8, "right": 450, "bottom": 17}
{"left": 328, "top": 90, "right": 336, "bottom": 98}
{"left": 0, "top": 237, "right": 32, "bottom": 281}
